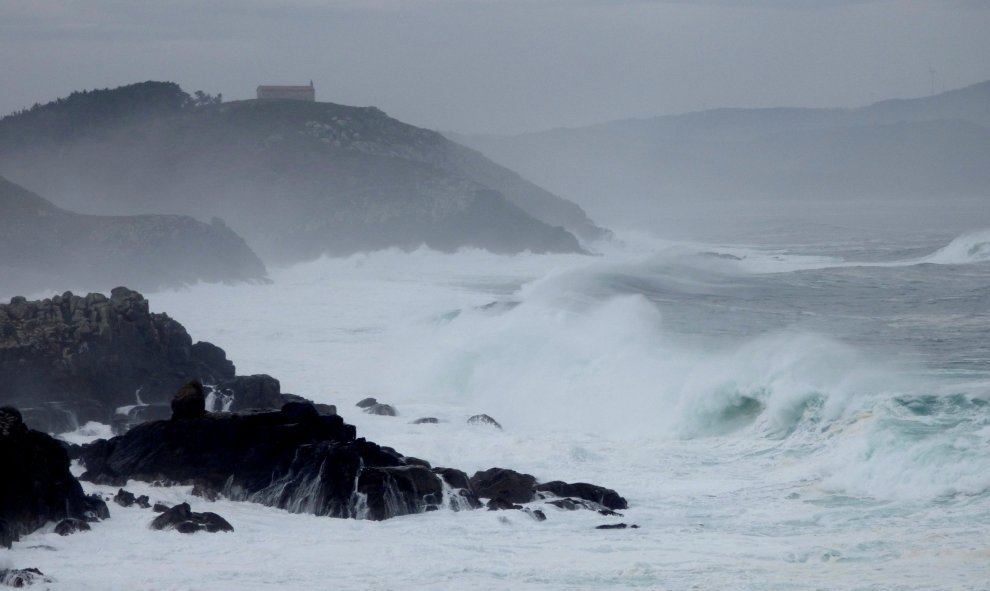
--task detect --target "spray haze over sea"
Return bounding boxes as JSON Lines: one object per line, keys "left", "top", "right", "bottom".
{"left": 9, "top": 220, "right": 986, "bottom": 589}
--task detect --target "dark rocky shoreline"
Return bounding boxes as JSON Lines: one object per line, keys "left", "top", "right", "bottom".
{"left": 1, "top": 287, "right": 630, "bottom": 566}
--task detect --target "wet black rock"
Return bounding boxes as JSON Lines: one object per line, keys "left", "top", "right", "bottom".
{"left": 212, "top": 374, "right": 283, "bottom": 412}
{"left": 171, "top": 381, "right": 207, "bottom": 420}
{"left": 111, "top": 403, "right": 172, "bottom": 435}
{"left": 528, "top": 509, "right": 547, "bottom": 522}
{"left": 0, "top": 522, "right": 13, "bottom": 549}
{"left": 191, "top": 482, "right": 220, "bottom": 501}
{"left": 595, "top": 523, "right": 638, "bottom": 530}
{"left": 486, "top": 498, "right": 523, "bottom": 511}
{"left": 403, "top": 457, "right": 432, "bottom": 469}
{"left": 364, "top": 403, "right": 396, "bottom": 417}
{"left": 432, "top": 468, "right": 482, "bottom": 510}
{"left": 355, "top": 397, "right": 378, "bottom": 408}
{"left": 0, "top": 407, "right": 109, "bottom": 548}
{"left": 54, "top": 518, "right": 90, "bottom": 536}
{"left": 150, "top": 502, "right": 233, "bottom": 534}
{"left": 83, "top": 494, "right": 111, "bottom": 521}
{"left": 78, "top": 393, "right": 455, "bottom": 521}
{"left": 0, "top": 288, "right": 236, "bottom": 431}
{"left": 113, "top": 488, "right": 150, "bottom": 509}
{"left": 411, "top": 417, "right": 439, "bottom": 424}
{"left": 0, "top": 568, "right": 50, "bottom": 587}
{"left": 282, "top": 394, "right": 336, "bottom": 416}
{"left": 152, "top": 503, "right": 169, "bottom": 513}
{"left": 534, "top": 481, "right": 628, "bottom": 511}
{"left": 467, "top": 414, "right": 502, "bottom": 429}
{"left": 470, "top": 468, "right": 536, "bottom": 504}
{"left": 545, "top": 498, "right": 580, "bottom": 511}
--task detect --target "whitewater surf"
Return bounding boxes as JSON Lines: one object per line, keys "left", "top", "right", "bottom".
{"left": 7, "top": 228, "right": 989, "bottom": 590}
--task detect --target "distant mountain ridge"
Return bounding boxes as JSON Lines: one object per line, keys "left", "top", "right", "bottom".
{"left": 0, "top": 176, "right": 267, "bottom": 296}
{"left": 455, "top": 80, "right": 990, "bottom": 230}
{"left": 0, "top": 82, "right": 605, "bottom": 263}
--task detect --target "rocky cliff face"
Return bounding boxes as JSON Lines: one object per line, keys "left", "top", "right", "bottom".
{"left": 0, "top": 287, "right": 236, "bottom": 431}
{"left": 0, "top": 83, "right": 601, "bottom": 262}
{"left": 0, "top": 176, "right": 268, "bottom": 296}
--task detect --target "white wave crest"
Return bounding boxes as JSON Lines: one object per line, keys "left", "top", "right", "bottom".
{"left": 920, "top": 228, "right": 990, "bottom": 265}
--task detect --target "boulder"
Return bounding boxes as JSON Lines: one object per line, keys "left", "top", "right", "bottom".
{"left": 596, "top": 523, "right": 638, "bottom": 530}
{"left": 0, "top": 289, "right": 236, "bottom": 431}
{"left": 0, "top": 568, "right": 50, "bottom": 587}
{"left": 470, "top": 468, "right": 536, "bottom": 504}
{"left": 467, "top": 414, "right": 502, "bottom": 429}
{"left": 0, "top": 407, "right": 109, "bottom": 548}
{"left": 411, "top": 417, "right": 438, "bottom": 424}
{"left": 82, "top": 494, "right": 111, "bottom": 521}
{"left": 534, "top": 481, "right": 628, "bottom": 511}
{"left": 528, "top": 509, "right": 547, "bottom": 522}
{"left": 364, "top": 403, "right": 396, "bottom": 417}
{"left": 171, "top": 381, "right": 207, "bottom": 420}
{"left": 213, "top": 374, "right": 283, "bottom": 412}
{"left": 355, "top": 397, "right": 378, "bottom": 408}
{"left": 150, "top": 503, "right": 233, "bottom": 533}
{"left": 54, "top": 518, "right": 90, "bottom": 536}
{"left": 113, "top": 488, "right": 150, "bottom": 509}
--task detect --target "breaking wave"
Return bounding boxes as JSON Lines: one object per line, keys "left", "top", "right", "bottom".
{"left": 375, "top": 251, "right": 988, "bottom": 502}
{"left": 920, "top": 228, "right": 990, "bottom": 265}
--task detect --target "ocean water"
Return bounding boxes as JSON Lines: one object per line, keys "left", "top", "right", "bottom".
{"left": 6, "top": 227, "right": 990, "bottom": 590}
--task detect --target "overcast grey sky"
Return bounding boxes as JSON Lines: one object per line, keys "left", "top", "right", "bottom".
{"left": 2, "top": 0, "right": 988, "bottom": 134}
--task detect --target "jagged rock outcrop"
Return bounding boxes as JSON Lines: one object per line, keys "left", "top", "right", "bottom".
{"left": 0, "top": 288, "right": 236, "bottom": 432}
{"left": 78, "top": 399, "right": 480, "bottom": 521}
{"left": 0, "top": 407, "right": 110, "bottom": 549}
{"left": 0, "top": 175, "right": 267, "bottom": 297}
{"left": 77, "top": 380, "right": 626, "bottom": 523}
{"left": 0, "top": 83, "right": 600, "bottom": 263}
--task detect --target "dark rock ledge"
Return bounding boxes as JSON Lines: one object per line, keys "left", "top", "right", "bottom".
{"left": 76, "top": 383, "right": 627, "bottom": 523}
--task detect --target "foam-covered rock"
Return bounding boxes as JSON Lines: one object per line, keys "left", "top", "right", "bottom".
{"left": 150, "top": 503, "right": 233, "bottom": 534}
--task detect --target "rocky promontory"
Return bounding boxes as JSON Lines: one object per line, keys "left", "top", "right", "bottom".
{"left": 0, "top": 82, "right": 603, "bottom": 262}
{"left": 0, "top": 175, "right": 268, "bottom": 297}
